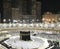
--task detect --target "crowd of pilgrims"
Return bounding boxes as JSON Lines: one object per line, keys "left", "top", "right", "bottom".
{"left": 45, "top": 40, "right": 60, "bottom": 49}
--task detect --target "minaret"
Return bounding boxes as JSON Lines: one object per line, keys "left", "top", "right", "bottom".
{"left": 32, "top": 0, "right": 42, "bottom": 22}
{"left": 32, "top": 0, "right": 36, "bottom": 15}
{"left": 36, "top": 1, "right": 41, "bottom": 22}
{"left": 2, "top": 0, "right": 12, "bottom": 23}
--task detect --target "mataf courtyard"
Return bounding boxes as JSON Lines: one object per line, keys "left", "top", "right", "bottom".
{"left": 0, "top": 23, "right": 60, "bottom": 49}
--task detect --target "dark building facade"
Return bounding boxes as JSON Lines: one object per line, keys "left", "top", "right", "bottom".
{"left": 2, "top": 0, "right": 12, "bottom": 23}
{"left": 0, "top": 0, "right": 12, "bottom": 23}
{"left": 0, "top": 0, "right": 42, "bottom": 23}
{"left": 0, "top": 0, "right": 2, "bottom": 22}
{"left": 22, "top": 0, "right": 32, "bottom": 15}
{"left": 36, "top": 1, "right": 41, "bottom": 22}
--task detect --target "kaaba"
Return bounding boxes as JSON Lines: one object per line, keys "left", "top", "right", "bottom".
{"left": 20, "top": 31, "right": 31, "bottom": 41}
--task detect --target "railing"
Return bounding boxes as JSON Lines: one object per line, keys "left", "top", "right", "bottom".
{"left": 0, "top": 23, "right": 60, "bottom": 34}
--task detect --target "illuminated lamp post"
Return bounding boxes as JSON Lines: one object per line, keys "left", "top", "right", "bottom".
{"left": 36, "top": 19, "right": 39, "bottom": 23}
{"left": 13, "top": 20, "right": 17, "bottom": 23}
{"left": 32, "top": 19, "right": 34, "bottom": 23}
{"left": 3, "top": 19, "right": 7, "bottom": 28}
{"left": 36, "top": 24, "right": 39, "bottom": 27}
{"left": 8, "top": 19, "right": 11, "bottom": 28}
{"left": 42, "top": 18, "right": 45, "bottom": 23}
{"left": 31, "top": 23, "right": 34, "bottom": 27}
{"left": 3, "top": 19, "right": 6, "bottom": 23}
{"left": 19, "top": 24, "right": 22, "bottom": 27}
{"left": 48, "top": 19, "right": 51, "bottom": 23}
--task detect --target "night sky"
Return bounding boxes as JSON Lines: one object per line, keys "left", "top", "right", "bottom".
{"left": 40, "top": 0, "right": 60, "bottom": 14}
